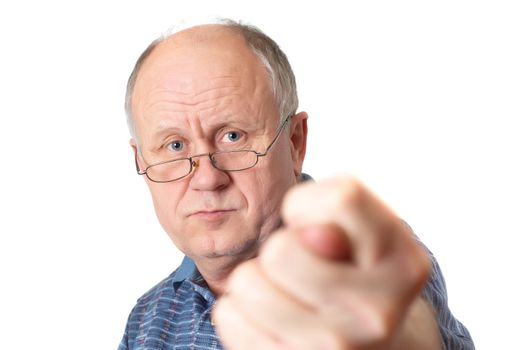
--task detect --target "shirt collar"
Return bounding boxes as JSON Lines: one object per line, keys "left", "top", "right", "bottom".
{"left": 172, "top": 256, "right": 217, "bottom": 304}
{"left": 172, "top": 255, "right": 196, "bottom": 285}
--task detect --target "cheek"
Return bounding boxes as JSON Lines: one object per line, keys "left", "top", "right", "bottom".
{"left": 241, "top": 154, "right": 297, "bottom": 221}
{"left": 147, "top": 182, "right": 186, "bottom": 231}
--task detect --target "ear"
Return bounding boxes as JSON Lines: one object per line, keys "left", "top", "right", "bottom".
{"left": 288, "top": 111, "right": 308, "bottom": 177}
{"left": 130, "top": 138, "right": 146, "bottom": 174}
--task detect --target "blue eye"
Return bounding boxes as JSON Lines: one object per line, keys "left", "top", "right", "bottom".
{"left": 224, "top": 131, "right": 241, "bottom": 142}
{"left": 168, "top": 140, "right": 184, "bottom": 152}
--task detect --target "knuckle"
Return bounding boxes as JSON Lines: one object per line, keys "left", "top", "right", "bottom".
{"left": 323, "top": 176, "right": 365, "bottom": 212}
{"left": 411, "top": 265, "right": 431, "bottom": 294}
{"left": 281, "top": 176, "right": 369, "bottom": 229}
{"left": 336, "top": 176, "right": 364, "bottom": 203}
{"left": 411, "top": 247, "right": 431, "bottom": 282}
{"left": 399, "top": 242, "right": 432, "bottom": 290}
{"left": 365, "top": 304, "right": 397, "bottom": 344}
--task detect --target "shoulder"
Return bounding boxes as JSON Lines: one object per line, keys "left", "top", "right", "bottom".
{"left": 407, "top": 224, "right": 475, "bottom": 349}
{"left": 124, "top": 257, "right": 196, "bottom": 324}
{"left": 132, "top": 256, "right": 195, "bottom": 308}
{"left": 119, "top": 267, "right": 188, "bottom": 349}
{"left": 133, "top": 269, "right": 180, "bottom": 308}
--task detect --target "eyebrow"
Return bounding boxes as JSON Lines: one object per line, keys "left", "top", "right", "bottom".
{"left": 152, "top": 115, "right": 260, "bottom": 138}
{"left": 153, "top": 124, "right": 186, "bottom": 140}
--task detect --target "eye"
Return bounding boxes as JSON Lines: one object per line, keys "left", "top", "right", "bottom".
{"left": 222, "top": 131, "right": 242, "bottom": 143}
{"left": 168, "top": 140, "right": 184, "bottom": 152}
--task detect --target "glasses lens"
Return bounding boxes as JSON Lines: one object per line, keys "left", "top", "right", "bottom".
{"left": 212, "top": 151, "right": 258, "bottom": 171}
{"left": 147, "top": 159, "right": 191, "bottom": 182}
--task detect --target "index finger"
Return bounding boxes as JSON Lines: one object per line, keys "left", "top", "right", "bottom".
{"left": 282, "top": 176, "right": 408, "bottom": 266}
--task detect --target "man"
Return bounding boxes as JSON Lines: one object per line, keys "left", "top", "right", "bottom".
{"left": 119, "top": 19, "right": 474, "bottom": 349}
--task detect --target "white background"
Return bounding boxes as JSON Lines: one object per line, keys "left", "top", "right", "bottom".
{"left": 0, "top": 1, "right": 525, "bottom": 349}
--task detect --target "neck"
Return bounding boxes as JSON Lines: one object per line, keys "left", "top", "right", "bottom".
{"left": 192, "top": 253, "right": 257, "bottom": 296}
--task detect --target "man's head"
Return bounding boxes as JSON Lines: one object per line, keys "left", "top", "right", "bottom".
{"left": 127, "top": 20, "right": 308, "bottom": 269}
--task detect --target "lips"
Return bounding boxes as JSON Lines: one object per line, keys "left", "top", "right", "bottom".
{"left": 188, "top": 209, "right": 236, "bottom": 220}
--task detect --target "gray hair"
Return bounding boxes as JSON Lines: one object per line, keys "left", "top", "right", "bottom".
{"left": 124, "top": 19, "right": 298, "bottom": 137}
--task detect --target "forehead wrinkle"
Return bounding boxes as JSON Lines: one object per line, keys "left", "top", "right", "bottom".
{"left": 142, "top": 73, "right": 243, "bottom": 112}
{"left": 145, "top": 85, "right": 242, "bottom": 109}
{"left": 142, "top": 88, "right": 244, "bottom": 128}
{"left": 159, "top": 74, "right": 242, "bottom": 97}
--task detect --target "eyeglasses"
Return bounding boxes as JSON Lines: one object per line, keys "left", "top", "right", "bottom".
{"left": 135, "top": 115, "right": 292, "bottom": 183}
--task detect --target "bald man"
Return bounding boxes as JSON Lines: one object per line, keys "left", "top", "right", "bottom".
{"left": 119, "top": 20, "right": 474, "bottom": 350}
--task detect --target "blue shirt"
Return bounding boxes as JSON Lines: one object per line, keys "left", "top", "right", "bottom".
{"left": 118, "top": 256, "right": 221, "bottom": 349}
{"left": 118, "top": 249, "right": 474, "bottom": 350}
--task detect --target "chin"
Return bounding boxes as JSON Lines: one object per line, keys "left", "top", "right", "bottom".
{"left": 200, "top": 235, "right": 261, "bottom": 260}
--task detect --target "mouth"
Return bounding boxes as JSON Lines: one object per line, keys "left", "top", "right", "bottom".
{"left": 189, "top": 209, "right": 236, "bottom": 221}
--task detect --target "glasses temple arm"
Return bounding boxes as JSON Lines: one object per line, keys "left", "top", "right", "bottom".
{"left": 258, "top": 115, "right": 292, "bottom": 156}
{"left": 135, "top": 151, "right": 147, "bottom": 175}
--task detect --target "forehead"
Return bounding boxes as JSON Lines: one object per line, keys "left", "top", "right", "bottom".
{"left": 131, "top": 26, "right": 275, "bottom": 123}
{"left": 144, "top": 26, "right": 256, "bottom": 78}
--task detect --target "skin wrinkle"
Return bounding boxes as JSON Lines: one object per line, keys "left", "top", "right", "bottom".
{"left": 141, "top": 88, "right": 239, "bottom": 120}
{"left": 144, "top": 85, "right": 242, "bottom": 108}
{"left": 144, "top": 94, "right": 239, "bottom": 111}
{"left": 145, "top": 97, "right": 245, "bottom": 133}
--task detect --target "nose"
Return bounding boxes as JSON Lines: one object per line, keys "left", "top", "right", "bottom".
{"left": 188, "top": 153, "right": 230, "bottom": 191}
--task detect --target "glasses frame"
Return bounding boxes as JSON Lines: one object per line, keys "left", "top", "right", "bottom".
{"left": 135, "top": 115, "right": 292, "bottom": 183}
